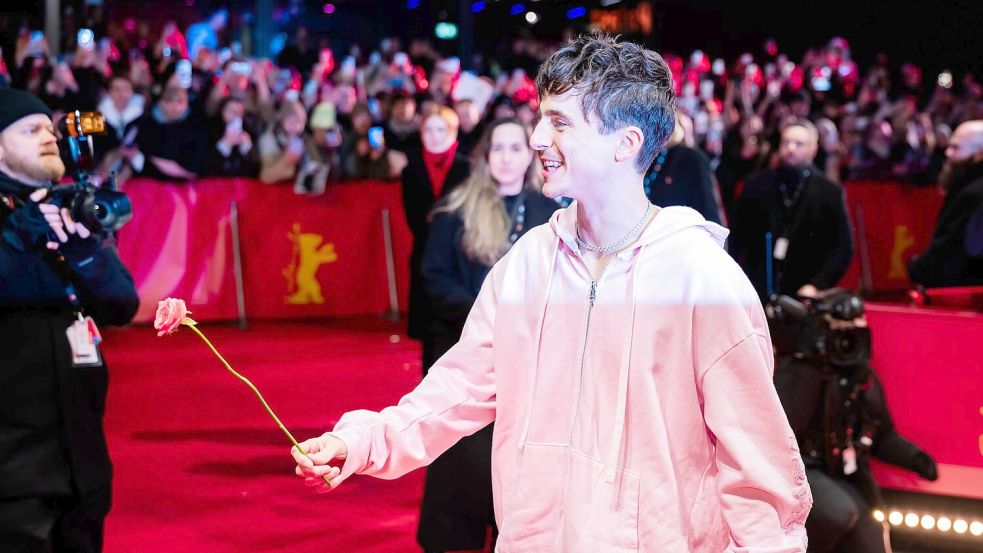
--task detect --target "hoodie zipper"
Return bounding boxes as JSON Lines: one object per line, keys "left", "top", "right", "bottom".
{"left": 570, "top": 278, "right": 598, "bottom": 442}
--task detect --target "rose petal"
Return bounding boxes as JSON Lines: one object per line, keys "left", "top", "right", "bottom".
{"left": 155, "top": 298, "right": 190, "bottom": 336}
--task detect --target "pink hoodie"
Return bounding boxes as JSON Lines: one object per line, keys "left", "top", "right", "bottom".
{"left": 332, "top": 204, "right": 812, "bottom": 552}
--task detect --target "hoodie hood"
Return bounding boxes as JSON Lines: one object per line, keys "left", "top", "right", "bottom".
{"left": 548, "top": 201, "right": 730, "bottom": 257}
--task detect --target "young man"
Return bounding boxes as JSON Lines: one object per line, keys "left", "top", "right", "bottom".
{"left": 293, "top": 34, "right": 811, "bottom": 552}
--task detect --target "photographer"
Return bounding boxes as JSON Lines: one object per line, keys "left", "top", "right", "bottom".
{"left": 770, "top": 289, "right": 937, "bottom": 553}
{"left": 0, "top": 89, "right": 138, "bottom": 552}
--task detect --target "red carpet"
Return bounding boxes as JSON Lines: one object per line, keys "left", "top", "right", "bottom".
{"left": 100, "top": 318, "right": 436, "bottom": 553}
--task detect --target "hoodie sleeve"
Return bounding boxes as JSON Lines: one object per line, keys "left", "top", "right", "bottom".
{"left": 329, "top": 265, "right": 498, "bottom": 483}
{"left": 700, "top": 331, "right": 812, "bottom": 552}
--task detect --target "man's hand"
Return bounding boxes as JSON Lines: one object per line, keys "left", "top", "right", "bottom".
{"left": 912, "top": 452, "right": 938, "bottom": 481}
{"left": 150, "top": 156, "right": 197, "bottom": 180}
{"left": 797, "top": 284, "right": 820, "bottom": 299}
{"left": 31, "top": 188, "right": 92, "bottom": 250}
{"left": 292, "top": 433, "right": 348, "bottom": 493}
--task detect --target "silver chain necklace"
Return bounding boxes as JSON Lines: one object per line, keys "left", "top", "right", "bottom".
{"left": 575, "top": 202, "right": 653, "bottom": 254}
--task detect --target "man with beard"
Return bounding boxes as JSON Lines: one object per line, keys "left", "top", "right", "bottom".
{"left": 908, "top": 120, "right": 983, "bottom": 286}
{"left": 0, "top": 88, "right": 138, "bottom": 552}
{"left": 730, "top": 118, "right": 853, "bottom": 301}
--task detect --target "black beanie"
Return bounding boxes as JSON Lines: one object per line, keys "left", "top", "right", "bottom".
{"left": 0, "top": 88, "right": 53, "bottom": 133}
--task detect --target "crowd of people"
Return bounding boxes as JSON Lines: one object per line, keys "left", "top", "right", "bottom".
{"left": 2, "top": 9, "right": 981, "bottom": 202}
{"left": 1, "top": 7, "right": 981, "bottom": 552}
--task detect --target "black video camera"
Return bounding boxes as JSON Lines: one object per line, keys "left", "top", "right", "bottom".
{"left": 50, "top": 111, "right": 133, "bottom": 233}
{"left": 766, "top": 289, "right": 872, "bottom": 370}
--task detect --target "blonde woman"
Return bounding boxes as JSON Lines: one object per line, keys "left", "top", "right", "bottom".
{"left": 416, "top": 118, "right": 558, "bottom": 553}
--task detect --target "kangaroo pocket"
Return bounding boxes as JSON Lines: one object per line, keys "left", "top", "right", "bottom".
{"left": 501, "top": 445, "right": 640, "bottom": 552}
{"left": 564, "top": 449, "right": 640, "bottom": 551}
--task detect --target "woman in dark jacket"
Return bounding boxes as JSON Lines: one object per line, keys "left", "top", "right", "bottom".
{"left": 203, "top": 97, "right": 260, "bottom": 177}
{"left": 401, "top": 105, "right": 470, "bottom": 370}
{"left": 416, "top": 118, "right": 558, "bottom": 553}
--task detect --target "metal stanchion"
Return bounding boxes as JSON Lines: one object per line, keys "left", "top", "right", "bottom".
{"left": 381, "top": 208, "right": 400, "bottom": 321}
{"left": 855, "top": 203, "right": 874, "bottom": 294}
{"left": 230, "top": 201, "right": 248, "bottom": 330}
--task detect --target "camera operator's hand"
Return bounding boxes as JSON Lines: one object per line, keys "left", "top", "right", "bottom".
{"left": 31, "top": 189, "right": 94, "bottom": 251}
{"left": 797, "top": 284, "right": 820, "bottom": 299}
{"left": 3, "top": 188, "right": 51, "bottom": 251}
{"left": 912, "top": 452, "right": 938, "bottom": 481}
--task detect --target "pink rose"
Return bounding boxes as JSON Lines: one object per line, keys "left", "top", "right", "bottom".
{"left": 155, "top": 297, "right": 190, "bottom": 336}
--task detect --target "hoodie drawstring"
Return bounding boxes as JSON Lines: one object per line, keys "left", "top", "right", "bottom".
{"left": 605, "top": 245, "right": 643, "bottom": 511}
{"left": 518, "top": 236, "right": 560, "bottom": 452}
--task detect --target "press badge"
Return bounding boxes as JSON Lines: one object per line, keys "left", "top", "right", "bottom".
{"left": 66, "top": 315, "right": 103, "bottom": 368}
{"left": 773, "top": 237, "right": 790, "bottom": 260}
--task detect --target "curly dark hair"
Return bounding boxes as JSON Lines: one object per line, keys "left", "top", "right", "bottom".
{"left": 535, "top": 32, "right": 676, "bottom": 173}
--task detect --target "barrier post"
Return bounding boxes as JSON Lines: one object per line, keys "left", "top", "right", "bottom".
{"left": 854, "top": 203, "right": 874, "bottom": 294}
{"left": 381, "top": 208, "right": 400, "bottom": 321}
{"left": 230, "top": 201, "right": 248, "bottom": 329}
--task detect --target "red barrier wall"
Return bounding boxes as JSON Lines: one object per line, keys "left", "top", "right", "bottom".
{"left": 838, "top": 181, "right": 944, "bottom": 292}
{"left": 866, "top": 303, "right": 983, "bottom": 500}
{"left": 118, "top": 178, "right": 412, "bottom": 323}
{"left": 118, "top": 178, "right": 945, "bottom": 322}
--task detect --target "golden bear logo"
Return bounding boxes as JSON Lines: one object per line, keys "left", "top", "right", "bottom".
{"left": 888, "top": 225, "right": 916, "bottom": 280}
{"left": 283, "top": 223, "right": 338, "bottom": 305}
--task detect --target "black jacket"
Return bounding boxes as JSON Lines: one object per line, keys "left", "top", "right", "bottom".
{"left": 908, "top": 162, "right": 983, "bottom": 287}
{"left": 135, "top": 107, "right": 208, "bottom": 181}
{"left": 400, "top": 149, "right": 469, "bottom": 340}
{"left": 645, "top": 145, "right": 724, "bottom": 225}
{"left": 774, "top": 356, "right": 936, "bottom": 507}
{"left": 0, "top": 171, "right": 138, "bottom": 498}
{"left": 729, "top": 166, "right": 853, "bottom": 301}
{"left": 421, "top": 192, "right": 559, "bottom": 361}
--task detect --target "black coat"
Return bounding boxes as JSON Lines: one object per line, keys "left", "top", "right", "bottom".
{"left": 422, "top": 192, "right": 559, "bottom": 362}
{"left": 134, "top": 108, "right": 209, "bottom": 181}
{"left": 774, "top": 356, "right": 935, "bottom": 507}
{"left": 729, "top": 166, "right": 853, "bottom": 301}
{"left": 416, "top": 190, "right": 558, "bottom": 550}
{"left": 0, "top": 172, "right": 139, "bottom": 499}
{"left": 645, "top": 145, "right": 724, "bottom": 225}
{"left": 400, "top": 149, "right": 469, "bottom": 341}
{"left": 908, "top": 162, "right": 983, "bottom": 287}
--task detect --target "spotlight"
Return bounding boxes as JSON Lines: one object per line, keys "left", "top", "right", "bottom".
{"left": 920, "top": 515, "right": 935, "bottom": 530}
{"left": 954, "top": 519, "right": 968, "bottom": 534}
{"left": 322, "top": 3, "right": 335, "bottom": 14}
{"left": 509, "top": 3, "right": 525, "bottom": 15}
{"left": 905, "top": 513, "right": 919, "bottom": 528}
{"left": 888, "top": 511, "right": 904, "bottom": 526}
{"left": 971, "top": 521, "right": 983, "bottom": 537}
{"left": 872, "top": 510, "right": 885, "bottom": 522}
{"left": 525, "top": 11, "right": 538, "bottom": 23}
{"left": 471, "top": 1, "right": 486, "bottom": 12}
{"left": 406, "top": 0, "right": 421, "bottom": 8}
{"left": 937, "top": 517, "right": 952, "bottom": 532}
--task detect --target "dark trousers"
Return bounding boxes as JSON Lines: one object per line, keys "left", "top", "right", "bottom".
{"left": 417, "top": 424, "right": 497, "bottom": 552}
{"left": 806, "top": 469, "right": 890, "bottom": 553}
{"left": 0, "top": 487, "right": 111, "bottom": 553}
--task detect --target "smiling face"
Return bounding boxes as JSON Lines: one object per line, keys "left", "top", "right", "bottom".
{"left": 528, "top": 91, "right": 623, "bottom": 201}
